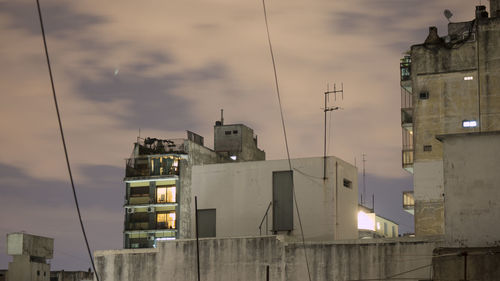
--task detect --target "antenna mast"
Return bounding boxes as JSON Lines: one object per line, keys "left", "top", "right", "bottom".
{"left": 362, "top": 153, "right": 366, "bottom": 205}
{"left": 323, "top": 83, "right": 343, "bottom": 180}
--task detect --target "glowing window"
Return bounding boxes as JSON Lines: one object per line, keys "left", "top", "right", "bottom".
{"left": 464, "top": 76, "right": 474, "bottom": 81}
{"left": 230, "top": 155, "right": 237, "bottom": 160}
{"left": 156, "top": 186, "right": 176, "bottom": 203}
{"left": 462, "top": 120, "right": 478, "bottom": 128}
{"left": 376, "top": 222, "right": 381, "bottom": 230}
{"left": 157, "top": 211, "right": 176, "bottom": 229}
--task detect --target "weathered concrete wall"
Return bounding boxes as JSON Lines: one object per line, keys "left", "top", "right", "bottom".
{"left": 179, "top": 141, "right": 229, "bottom": 239}
{"left": 7, "top": 233, "right": 54, "bottom": 259}
{"left": 413, "top": 161, "right": 444, "bottom": 236}
{"left": 94, "top": 236, "right": 440, "bottom": 281}
{"left": 439, "top": 132, "right": 500, "bottom": 247}
{"left": 409, "top": 16, "right": 500, "bottom": 236}
{"left": 433, "top": 247, "right": 500, "bottom": 281}
{"left": 190, "top": 157, "right": 358, "bottom": 241}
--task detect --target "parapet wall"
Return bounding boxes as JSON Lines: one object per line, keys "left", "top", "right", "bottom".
{"left": 94, "top": 236, "right": 440, "bottom": 281}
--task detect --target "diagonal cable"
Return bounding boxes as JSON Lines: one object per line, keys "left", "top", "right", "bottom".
{"left": 261, "top": 1, "right": 312, "bottom": 280}
{"left": 35, "top": 1, "right": 99, "bottom": 280}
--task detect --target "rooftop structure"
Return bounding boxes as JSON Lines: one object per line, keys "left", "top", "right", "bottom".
{"left": 400, "top": 2, "right": 500, "bottom": 235}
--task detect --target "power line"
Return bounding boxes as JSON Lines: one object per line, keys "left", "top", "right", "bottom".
{"left": 35, "top": 1, "right": 99, "bottom": 280}
{"left": 260, "top": 1, "right": 311, "bottom": 281}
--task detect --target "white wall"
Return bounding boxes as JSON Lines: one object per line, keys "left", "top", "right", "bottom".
{"left": 190, "top": 156, "right": 358, "bottom": 241}
{"left": 441, "top": 132, "right": 500, "bottom": 246}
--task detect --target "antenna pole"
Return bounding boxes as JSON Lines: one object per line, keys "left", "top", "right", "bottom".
{"left": 323, "top": 83, "right": 343, "bottom": 180}
{"left": 362, "top": 153, "right": 366, "bottom": 205}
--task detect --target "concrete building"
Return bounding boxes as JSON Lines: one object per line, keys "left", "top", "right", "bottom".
{"left": 6, "top": 232, "right": 53, "bottom": 281}
{"left": 94, "top": 235, "right": 440, "bottom": 281}
{"left": 400, "top": 2, "right": 500, "bottom": 236}
{"left": 437, "top": 131, "right": 500, "bottom": 247}
{"left": 357, "top": 205, "right": 399, "bottom": 239}
{"left": 123, "top": 120, "right": 265, "bottom": 248}
{"left": 191, "top": 156, "right": 358, "bottom": 241}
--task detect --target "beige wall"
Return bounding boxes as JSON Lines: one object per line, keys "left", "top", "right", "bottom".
{"left": 190, "top": 156, "right": 358, "bottom": 241}
{"left": 440, "top": 132, "right": 500, "bottom": 247}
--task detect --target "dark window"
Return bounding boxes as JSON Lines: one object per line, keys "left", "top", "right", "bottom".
{"left": 130, "top": 186, "right": 149, "bottom": 197}
{"left": 343, "top": 179, "right": 352, "bottom": 188}
{"left": 197, "top": 209, "right": 216, "bottom": 238}
{"left": 419, "top": 91, "right": 429, "bottom": 99}
{"left": 233, "top": 130, "right": 238, "bottom": 134}
{"left": 423, "top": 145, "right": 432, "bottom": 152}
{"left": 225, "top": 131, "right": 231, "bottom": 135}
{"left": 272, "top": 170, "right": 294, "bottom": 232}
{"left": 37, "top": 270, "right": 40, "bottom": 276}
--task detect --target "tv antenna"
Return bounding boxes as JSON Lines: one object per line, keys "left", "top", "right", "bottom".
{"left": 323, "top": 83, "right": 343, "bottom": 180}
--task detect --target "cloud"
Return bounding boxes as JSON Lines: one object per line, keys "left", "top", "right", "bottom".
{"left": 0, "top": 1, "right": 106, "bottom": 37}
{"left": 0, "top": 162, "right": 124, "bottom": 269}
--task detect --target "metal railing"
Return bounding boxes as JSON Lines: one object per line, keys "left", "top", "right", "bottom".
{"left": 259, "top": 201, "right": 273, "bottom": 235}
{"left": 125, "top": 156, "right": 180, "bottom": 178}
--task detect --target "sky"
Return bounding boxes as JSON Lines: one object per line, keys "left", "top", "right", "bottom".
{"left": 0, "top": 0, "right": 486, "bottom": 271}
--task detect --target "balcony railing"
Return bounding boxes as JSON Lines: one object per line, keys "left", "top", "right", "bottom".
{"left": 125, "top": 156, "right": 180, "bottom": 178}
{"left": 402, "top": 149, "right": 414, "bottom": 173}
{"left": 400, "top": 55, "right": 411, "bottom": 81}
{"left": 403, "top": 191, "right": 414, "bottom": 215}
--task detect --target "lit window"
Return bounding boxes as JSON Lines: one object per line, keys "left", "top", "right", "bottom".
{"left": 357, "top": 211, "right": 375, "bottom": 231}
{"left": 157, "top": 211, "right": 176, "bottom": 229}
{"left": 156, "top": 186, "right": 176, "bottom": 203}
{"left": 230, "top": 155, "right": 237, "bottom": 160}
{"left": 464, "top": 76, "right": 474, "bottom": 80}
{"left": 462, "top": 120, "right": 478, "bottom": 128}
{"left": 376, "top": 222, "right": 381, "bottom": 230}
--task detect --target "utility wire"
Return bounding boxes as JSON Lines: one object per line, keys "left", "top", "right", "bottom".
{"left": 260, "top": 1, "right": 312, "bottom": 281}
{"left": 35, "top": 1, "right": 99, "bottom": 280}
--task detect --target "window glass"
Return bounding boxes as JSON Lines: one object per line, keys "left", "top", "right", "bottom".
{"left": 157, "top": 211, "right": 176, "bottom": 229}
{"left": 156, "top": 186, "right": 176, "bottom": 203}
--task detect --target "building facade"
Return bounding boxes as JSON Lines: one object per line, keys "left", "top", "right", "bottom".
{"left": 400, "top": 2, "right": 500, "bottom": 236}
{"left": 191, "top": 156, "right": 358, "bottom": 241}
{"left": 123, "top": 121, "right": 265, "bottom": 248}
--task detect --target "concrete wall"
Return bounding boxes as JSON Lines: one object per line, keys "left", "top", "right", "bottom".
{"left": 409, "top": 15, "right": 500, "bottom": 236}
{"left": 7, "top": 233, "right": 53, "bottom": 259}
{"left": 213, "top": 124, "right": 265, "bottom": 161}
{"left": 178, "top": 140, "right": 228, "bottom": 239}
{"left": 439, "top": 132, "right": 500, "bottom": 247}
{"left": 94, "top": 236, "right": 440, "bottom": 281}
{"left": 433, "top": 247, "right": 500, "bottom": 281}
{"left": 190, "top": 157, "right": 358, "bottom": 241}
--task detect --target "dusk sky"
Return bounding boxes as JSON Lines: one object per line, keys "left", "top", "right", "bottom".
{"left": 0, "top": 0, "right": 485, "bottom": 271}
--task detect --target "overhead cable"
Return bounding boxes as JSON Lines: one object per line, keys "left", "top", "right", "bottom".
{"left": 260, "top": 1, "right": 312, "bottom": 281}
{"left": 35, "top": 1, "right": 100, "bottom": 280}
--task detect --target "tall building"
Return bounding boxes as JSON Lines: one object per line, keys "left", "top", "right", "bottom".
{"left": 123, "top": 120, "right": 265, "bottom": 248}
{"left": 400, "top": 3, "right": 500, "bottom": 236}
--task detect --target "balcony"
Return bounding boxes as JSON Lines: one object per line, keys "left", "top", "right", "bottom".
{"left": 125, "top": 156, "right": 180, "bottom": 178}
{"left": 403, "top": 191, "right": 414, "bottom": 215}
{"left": 400, "top": 55, "right": 411, "bottom": 82}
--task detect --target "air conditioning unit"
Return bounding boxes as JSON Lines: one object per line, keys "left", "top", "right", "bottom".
{"left": 147, "top": 207, "right": 155, "bottom": 213}
{"left": 127, "top": 208, "right": 134, "bottom": 214}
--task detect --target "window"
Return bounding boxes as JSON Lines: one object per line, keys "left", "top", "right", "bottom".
{"left": 419, "top": 91, "right": 429, "bottom": 99}
{"left": 156, "top": 185, "right": 176, "bottom": 203}
{"left": 130, "top": 186, "right": 149, "bottom": 197}
{"left": 384, "top": 222, "right": 387, "bottom": 235}
{"left": 392, "top": 225, "right": 396, "bottom": 237}
{"left": 423, "top": 145, "right": 432, "bottom": 152}
{"left": 225, "top": 130, "right": 231, "bottom": 135}
{"left": 197, "top": 209, "right": 216, "bottom": 238}
{"left": 233, "top": 130, "right": 238, "bottom": 134}
{"left": 462, "top": 120, "right": 478, "bottom": 128}
{"left": 343, "top": 179, "right": 352, "bottom": 188}
{"left": 157, "top": 211, "right": 176, "bottom": 229}
{"left": 464, "top": 76, "right": 474, "bottom": 81}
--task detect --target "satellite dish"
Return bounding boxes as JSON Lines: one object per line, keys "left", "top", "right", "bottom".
{"left": 444, "top": 9, "right": 453, "bottom": 22}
